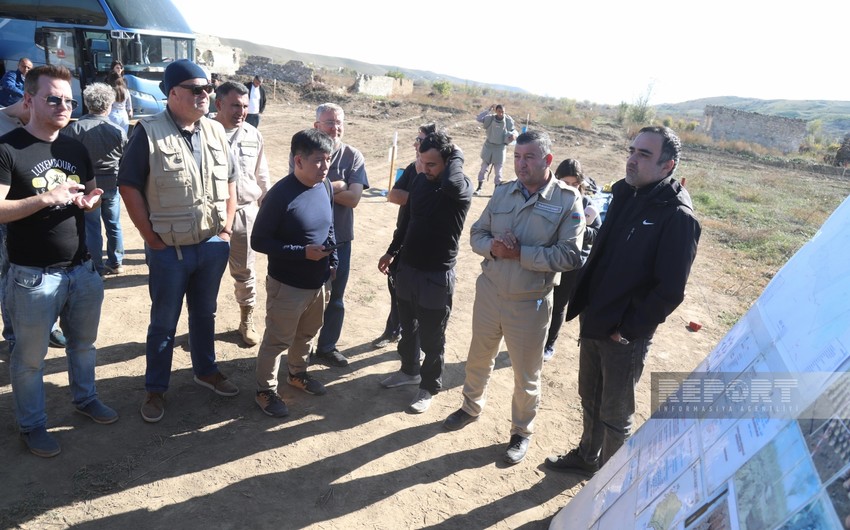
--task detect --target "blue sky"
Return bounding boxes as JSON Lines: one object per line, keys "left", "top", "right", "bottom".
{"left": 172, "top": 0, "right": 848, "bottom": 105}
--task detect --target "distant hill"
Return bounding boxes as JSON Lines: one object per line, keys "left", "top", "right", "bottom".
{"left": 210, "top": 36, "right": 848, "bottom": 141}
{"left": 216, "top": 36, "right": 528, "bottom": 95}
{"left": 655, "top": 96, "right": 850, "bottom": 141}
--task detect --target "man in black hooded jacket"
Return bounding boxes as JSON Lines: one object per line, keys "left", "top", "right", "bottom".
{"left": 545, "top": 126, "right": 701, "bottom": 476}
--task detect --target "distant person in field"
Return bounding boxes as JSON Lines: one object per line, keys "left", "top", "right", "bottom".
{"left": 214, "top": 81, "right": 270, "bottom": 347}
{"left": 544, "top": 126, "right": 700, "bottom": 477}
{"left": 372, "top": 122, "right": 440, "bottom": 351}
{"left": 542, "top": 159, "right": 601, "bottom": 362}
{"left": 377, "top": 131, "right": 472, "bottom": 414}
{"left": 245, "top": 75, "right": 266, "bottom": 128}
{"left": 474, "top": 104, "right": 517, "bottom": 196}
{"left": 289, "top": 102, "right": 370, "bottom": 368}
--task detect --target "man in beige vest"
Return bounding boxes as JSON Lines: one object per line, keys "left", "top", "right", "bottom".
{"left": 214, "top": 81, "right": 269, "bottom": 346}
{"left": 119, "top": 60, "right": 238, "bottom": 423}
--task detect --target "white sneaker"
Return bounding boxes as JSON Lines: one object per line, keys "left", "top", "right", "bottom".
{"left": 380, "top": 371, "right": 422, "bottom": 389}
{"left": 408, "top": 389, "right": 432, "bottom": 414}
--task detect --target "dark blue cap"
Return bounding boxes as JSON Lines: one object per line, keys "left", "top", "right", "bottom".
{"left": 159, "top": 59, "right": 208, "bottom": 95}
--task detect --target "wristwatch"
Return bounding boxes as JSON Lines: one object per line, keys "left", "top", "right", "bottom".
{"left": 617, "top": 335, "right": 629, "bottom": 345}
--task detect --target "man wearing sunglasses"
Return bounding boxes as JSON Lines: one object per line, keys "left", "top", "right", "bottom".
{"left": 0, "top": 65, "right": 113, "bottom": 458}
{"left": 119, "top": 59, "right": 238, "bottom": 424}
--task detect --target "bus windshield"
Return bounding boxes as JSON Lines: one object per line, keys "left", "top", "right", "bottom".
{"left": 117, "top": 34, "right": 193, "bottom": 72}
{"left": 103, "top": 0, "right": 192, "bottom": 35}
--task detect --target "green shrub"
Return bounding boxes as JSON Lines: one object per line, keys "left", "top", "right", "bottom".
{"left": 432, "top": 81, "right": 451, "bottom": 96}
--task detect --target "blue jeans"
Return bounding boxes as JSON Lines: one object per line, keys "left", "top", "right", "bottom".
{"left": 85, "top": 187, "right": 124, "bottom": 272}
{"left": 317, "top": 241, "right": 350, "bottom": 354}
{"left": 144, "top": 237, "right": 230, "bottom": 392}
{"left": 6, "top": 260, "right": 104, "bottom": 431}
{"left": 577, "top": 336, "right": 651, "bottom": 465}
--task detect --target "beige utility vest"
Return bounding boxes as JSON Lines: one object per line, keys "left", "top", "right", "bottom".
{"left": 140, "top": 113, "right": 230, "bottom": 247}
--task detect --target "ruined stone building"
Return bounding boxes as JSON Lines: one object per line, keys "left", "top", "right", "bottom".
{"left": 703, "top": 105, "right": 807, "bottom": 154}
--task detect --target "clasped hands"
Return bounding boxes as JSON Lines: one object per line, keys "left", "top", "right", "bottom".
{"left": 491, "top": 230, "right": 520, "bottom": 260}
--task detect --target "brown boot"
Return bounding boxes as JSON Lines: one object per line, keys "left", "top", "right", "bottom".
{"left": 239, "top": 305, "right": 259, "bottom": 346}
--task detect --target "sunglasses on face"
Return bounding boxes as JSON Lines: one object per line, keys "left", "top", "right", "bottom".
{"left": 41, "top": 95, "right": 78, "bottom": 110}
{"left": 177, "top": 83, "right": 214, "bottom": 96}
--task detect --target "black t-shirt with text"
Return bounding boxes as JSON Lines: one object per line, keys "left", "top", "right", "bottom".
{"left": 0, "top": 128, "right": 93, "bottom": 267}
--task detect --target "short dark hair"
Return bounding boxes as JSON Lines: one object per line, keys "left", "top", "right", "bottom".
{"left": 216, "top": 80, "right": 248, "bottom": 99}
{"left": 24, "top": 65, "right": 71, "bottom": 95}
{"left": 418, "top": 131, "right": 453, "bottom": 161}
{"left": 291, "top": 129, "right": 334, "bottom": 159}
{"left": 638, "top": 126, "right": 681, "bottom": 177}
{"left": 515, "top": 130, "right": 552, "bottom": 157}
{"left": 419, "top": 123, "right": 436, "bottom": 136}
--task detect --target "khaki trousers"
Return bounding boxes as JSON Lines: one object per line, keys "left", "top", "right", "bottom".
{"left": 229, "top": 204, "right": 258, "bottom": 307}
{"left": 255, "top": 277, "right": 329, "bottom": 391}
{"left": 461, "top": 274, "right": 552, "bottom": 437}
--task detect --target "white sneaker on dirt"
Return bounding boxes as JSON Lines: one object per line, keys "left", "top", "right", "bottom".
{"left": 380, "top": 371, "right": 422, "bottom": 389}
{"left": 407, "top": 389, "right": 432, "bottom": 414}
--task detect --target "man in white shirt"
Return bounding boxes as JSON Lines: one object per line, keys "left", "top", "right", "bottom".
{"left": 244, "top": 75, "right": 266, "bottom": 128}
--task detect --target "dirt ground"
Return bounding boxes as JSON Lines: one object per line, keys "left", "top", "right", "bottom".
{"left": 0, "top": 95, "right": 743, "bottom": 529}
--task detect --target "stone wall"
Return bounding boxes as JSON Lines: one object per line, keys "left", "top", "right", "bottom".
{"left": 353, "top": 74, "right": 414, "bottom": 97}
{"left": 195, "top": 34, "right": 240, "bottom": 75}
{"left": 703, "top": 105, "right": 807, "bottom": 154}
{"left": 237, "top": 56, "right": 314, "bottom": 85}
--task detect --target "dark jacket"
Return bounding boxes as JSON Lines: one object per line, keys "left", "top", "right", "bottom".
{"left": 567, "top": 176, "right": 700, "bottom": 341}
{"left": 388, "top": 147, "right": 472, "bottom": 271}
{"left": 245, "top": 82, "right": 266, "bottom": 114}
{"left": 0, "top": 69, "right": 25, "bottom": 106}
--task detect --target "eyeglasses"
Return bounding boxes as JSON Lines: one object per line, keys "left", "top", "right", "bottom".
{"left": 414, "top": 137, "right": 424, "bottom": 144}
{"left": 41, "top": 95, "right": 78, "bottom": 110}
{"left": 177, "top": 83, "right": 214, "bottom": 96}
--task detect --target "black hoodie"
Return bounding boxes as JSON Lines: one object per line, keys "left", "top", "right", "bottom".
{"left": 566, "top": 176, "right": 701, "bottom": 341}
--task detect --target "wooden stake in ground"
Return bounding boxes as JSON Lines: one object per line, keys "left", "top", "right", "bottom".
{"left": 387, "top": 131, "right": 398, "bottom": 191}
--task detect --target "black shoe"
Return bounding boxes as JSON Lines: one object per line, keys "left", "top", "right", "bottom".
{"left": 372, "top": 332, "right": 400, "bottom": 348}
{"left": 256, "top": 390, "right": 289, "bottom": 418}
{"left": 504, "top": 434, "right": 530, "bottom": 464}
{"left": 544, "top": 448, "right": 599, "bottom": 477}
{"left": 443, "top": 408, "right": 478, "bottom": 431}
{"left": 314, "top": 349, "right": 348, "bottom": 367}
{"left": 287, "top": 371, "right": 327, "bottom": 396}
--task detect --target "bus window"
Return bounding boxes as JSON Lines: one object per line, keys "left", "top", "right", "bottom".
{"left": 42, "top": 30, "right": 77, "bottom": 71}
